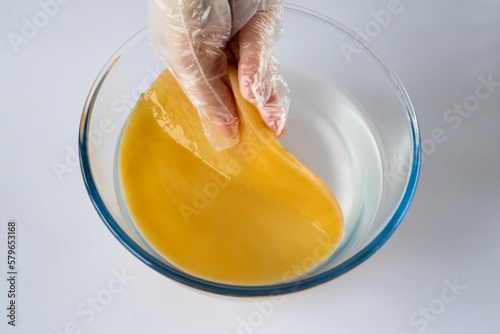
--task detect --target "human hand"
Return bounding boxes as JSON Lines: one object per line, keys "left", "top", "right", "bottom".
{"left": 148, "top": 0, "right": 290, "bottom": 151}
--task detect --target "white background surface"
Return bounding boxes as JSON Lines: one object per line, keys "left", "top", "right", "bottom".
{"left": 1, "top": 0, "right": 499, "bottom": 333}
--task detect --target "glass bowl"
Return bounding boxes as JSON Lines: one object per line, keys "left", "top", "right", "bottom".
{"left": 79, "top": 4, "right": 420, "bottom": 296}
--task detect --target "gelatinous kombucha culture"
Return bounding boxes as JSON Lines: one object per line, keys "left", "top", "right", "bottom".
{"left": 116, "top": 64, "right": 343, "bottom": 285}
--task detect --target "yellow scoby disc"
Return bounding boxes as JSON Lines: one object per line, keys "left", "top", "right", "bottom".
{"left": 117, "top": 64, "right": 343, "bottom": 285}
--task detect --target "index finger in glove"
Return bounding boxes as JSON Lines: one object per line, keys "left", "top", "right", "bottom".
{"left": 148, "top": 0, "right": 239, "bottom": 150}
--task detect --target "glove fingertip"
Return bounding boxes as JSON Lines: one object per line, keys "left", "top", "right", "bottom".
{"left": 201, "top": 114, "right": 240, "bottom": 151}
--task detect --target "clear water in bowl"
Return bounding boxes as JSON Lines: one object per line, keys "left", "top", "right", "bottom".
{"left": 279, "top": 68, "right": 382, "bottom": 272}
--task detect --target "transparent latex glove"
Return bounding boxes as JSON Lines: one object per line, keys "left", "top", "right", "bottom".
{"left": 148, "top": 0, "right": 290, "bottom": 151}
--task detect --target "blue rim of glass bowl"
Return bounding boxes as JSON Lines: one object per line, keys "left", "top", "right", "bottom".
{"left": 79, "top": 4, "right": 421, "bottom": 297}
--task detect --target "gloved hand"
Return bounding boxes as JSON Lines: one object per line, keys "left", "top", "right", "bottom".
{"left": 148, "top": 0, "right": 290, "bottom": 151}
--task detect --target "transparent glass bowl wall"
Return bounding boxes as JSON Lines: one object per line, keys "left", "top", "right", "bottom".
{"left": 79, "top": 5, "right": 420, "bottom": 296}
